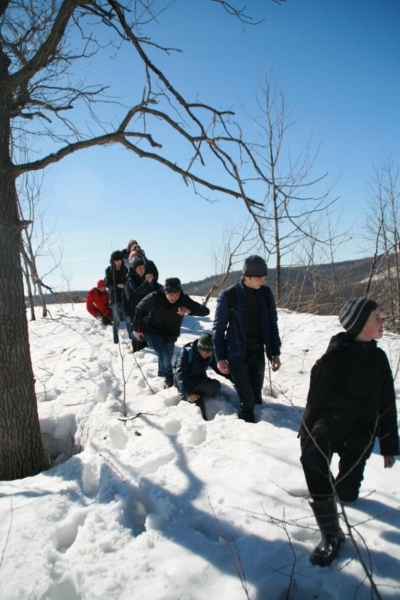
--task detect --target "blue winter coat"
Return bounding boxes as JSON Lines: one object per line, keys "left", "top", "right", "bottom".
{"left": 213, "top": 280, "right": 281, "bottom": 366}
{"left": 174, "top": 340, "right": 219, "bottom": 399}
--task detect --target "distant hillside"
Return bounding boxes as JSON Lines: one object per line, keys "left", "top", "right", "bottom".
{"left": 182, "top": 256, "right": 376, "bottom": 300}
{"left": 28, "top": 254, "right": 391, "bottom": 318}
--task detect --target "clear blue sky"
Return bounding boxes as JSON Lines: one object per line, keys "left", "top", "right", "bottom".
{"left": 34, "top": 0, "right": 400, "bottom": 291}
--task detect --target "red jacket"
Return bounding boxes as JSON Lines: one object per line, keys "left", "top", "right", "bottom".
{"left": 86, "top": 288, "right": 111, "bottom": 320}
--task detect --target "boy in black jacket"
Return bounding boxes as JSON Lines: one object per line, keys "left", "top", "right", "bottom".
{"left": 174, "top": 333, "right": 221, "bottom": 420}
{"left": 300, "top": 297, "right": 399, "bottom": 567}
{"left": 132, "top": 278, "right": 210, "bottom": 388}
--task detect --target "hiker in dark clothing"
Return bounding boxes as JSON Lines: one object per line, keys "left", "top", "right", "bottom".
{"left": 123, "top": 256, "right": 160, "bottom": 350}
{"left": 105, "top": 250, "right": 128, "bottom": 343}
{"left": 213, "top": 255, "right": 281, "bottom": 423}
{"left": 300, "top": 297, "right": 399, "bottom": 567}
{"left": 132, "top": 278, "right": 210, "bottom": 388}
{"left": 127, "top": 245, "right": 159, "bottom": 282}
{"left": 174, "top": 333, "right": 221, "bottom": 420}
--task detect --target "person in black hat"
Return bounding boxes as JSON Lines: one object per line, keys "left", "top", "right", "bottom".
{"left": 132, "top": 278, "right": 210, "bottom": 388}
{"left": 174, "top": 333, "right": 222, "bottom": 419}
{"left": 213, "top": 255, "right": 281, "bottom": 423}
{"left": 299, "top": 297, "right": 399, "bottom": 568}
{"left": 105, "top": 250, "right": 128, "bottom": 343}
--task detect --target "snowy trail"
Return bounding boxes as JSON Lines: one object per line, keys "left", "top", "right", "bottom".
{"left": 0, "top": 302, "right": 399, "bottom": 599}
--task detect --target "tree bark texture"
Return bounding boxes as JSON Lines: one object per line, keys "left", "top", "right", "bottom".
{"left": 0, "top": 76, "right": 47, "bottom": 480}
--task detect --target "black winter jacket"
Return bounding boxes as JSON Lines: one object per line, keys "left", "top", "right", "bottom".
{"left": 133, "top": 290, "right": 210, "bottom": 342}
{"left": 123, "top": 269, "right": 160, "bottom": 318}
{"left": 105, "top": 264, "right": 128, "bottom": 304}
{"left": 302, "top": 332, "right": 399, "bottom": 456}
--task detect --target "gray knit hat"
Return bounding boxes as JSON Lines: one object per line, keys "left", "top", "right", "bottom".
{"left": 339, "top": 298, "right": 378, "bottom": 338}
{"left": 197, "top": 333, "right": 214, "bottom": 353}
{"left": 242, "top": 255, "right": 268, "bottom": 277}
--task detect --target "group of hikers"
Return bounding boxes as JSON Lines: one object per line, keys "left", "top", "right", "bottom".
{"left": 86, "top": 243, "right": 399, "bottom": 568}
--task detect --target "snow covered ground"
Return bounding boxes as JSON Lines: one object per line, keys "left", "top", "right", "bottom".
{"left": 1, "top": 299, "right": 400, "bottom": 600}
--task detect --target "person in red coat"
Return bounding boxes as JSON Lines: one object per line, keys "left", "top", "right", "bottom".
{"left": 86, "top": 280, "right": 113, "bottom": 325}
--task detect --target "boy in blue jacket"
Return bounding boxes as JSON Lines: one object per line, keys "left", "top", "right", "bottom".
{"left": 213, "top": 255, "right": 281, "bottom": 423}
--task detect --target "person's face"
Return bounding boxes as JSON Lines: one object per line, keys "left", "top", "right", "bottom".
{"left": 97, "top": 285, "right": 106, "bottom": 292}
{"left": 136, "top": 264, "right": 145, "bottom": 276}
{"left": 243, "top": 275, "right": 266, "bottom": 289}
{"left": 114, "top": 259, "right": 123, "bottom": 268}
{"left": 198, "top": 349, "right": 213, "bottom": 359}
{"left": 357, "top": 308, "right": 385, "bottom": 341}
{"left": 165, "top": 291, "right": 180, "bottom": 303}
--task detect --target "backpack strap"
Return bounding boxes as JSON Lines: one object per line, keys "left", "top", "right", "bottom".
{"left": 226, "top": 285, "right": 237, "bottom": 311}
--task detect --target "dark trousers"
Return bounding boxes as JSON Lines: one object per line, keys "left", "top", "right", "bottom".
{"left": 300, "top": 420, "right": 374, "bottom": 502}
{"left": 187, "top": 377, "right": 221, "bottom": 420}
{"left": 229, "top": 351, "right": 265, "bottom": 422}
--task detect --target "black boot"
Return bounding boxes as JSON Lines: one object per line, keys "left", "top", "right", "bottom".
{"left": 309, "top": 497, "right": 345, "bottom": 567}
{"left": 238, "top": 408, "right": 255, "bottom": 423}
{"left": 195, "top": 397, "right": 207, "bottom": 421}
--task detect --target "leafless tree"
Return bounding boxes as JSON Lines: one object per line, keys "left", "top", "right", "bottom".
{"left": 245, "top": 75, "right": 338, "bottom": 304}
{"left": 363, "top": 159, "right": 400, "bottom": 329}
{"left": 0, "top": 0, "right": 284, "bottom": 479}
{"left": 17, "top": 169, "right": 62, "bottom": 319}
{"left": 203, "top": 219, "right": 260, "bottom": 305}
{"left": 274, "top": 206, "right": 348, "bottom": 315}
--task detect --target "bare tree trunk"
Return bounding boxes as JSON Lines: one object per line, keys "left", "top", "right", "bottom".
{"left": 0, "top": 89, "right": 47, "bottom": 480}
{"left": 364, "top": 216, "right": 383, "bottom": 297}
{"left": 396, "top": 243, "right": 400, "bottom": 325}
{"left": 22, "top": 258, "right": 36, "bottom": 321}
{"left": 204, "top": 220, "right": 259, "bottom": 305}
{"left": 380, "top": 225, "right": 395, "bottom": 318}
{"left": 20, "top": 242, "right": 48, "bottom": 317}
{"left": 388, "top": 189, "right": 400, "bottom": 323}
{"left": 203, "top": 272, "right": 230, "bottom": 306}
{"left": 273, "top": 186, "right": 281, "bottom": 304}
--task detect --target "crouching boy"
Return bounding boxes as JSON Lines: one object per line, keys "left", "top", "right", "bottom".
{"left": 174, "top": 334, "right": 221, "bottom": 420}
{"left": 86, "top": 280, "right": 113, "bottom": 325}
